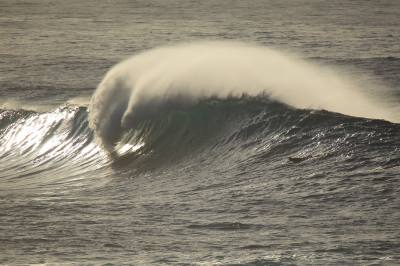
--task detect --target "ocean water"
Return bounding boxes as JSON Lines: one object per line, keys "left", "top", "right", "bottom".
{"left": 1, "top": 0, "right": 400, "bottom": 265}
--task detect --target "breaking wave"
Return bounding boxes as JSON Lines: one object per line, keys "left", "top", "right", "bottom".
{"left": 1, "top": 42, "right": 399, "bottom": 193}
{"left": 88, "top": 41, "right": 398, "bottom": 150}
{"left": 1, "top": 96, "right": 399, "bottom": 180}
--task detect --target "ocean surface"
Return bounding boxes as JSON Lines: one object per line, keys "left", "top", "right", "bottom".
{"left": 1, "top": 0, "right": 400, "bottom": 265}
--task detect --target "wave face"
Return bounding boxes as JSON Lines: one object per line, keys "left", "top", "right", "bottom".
{"left": 2, "top": 98, "right": 400, "bottom": 187}
{"left": 3, "top": 98, "right": 400, "bottom": 172}
{"left": 102, "top": 96, "right": 400, "bottom": 171}
{"left": 89, "top": 41, "right": 398, "bottom": 149}
{"left": 0, "top": 107, "right": 111, "bottom": 193}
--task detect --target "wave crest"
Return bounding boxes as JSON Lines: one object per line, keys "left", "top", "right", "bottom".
{"left": 89, "top": 41, "right": 397, "bottom": 150}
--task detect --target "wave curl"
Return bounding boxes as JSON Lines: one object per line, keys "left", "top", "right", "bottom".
{"left": 89, "top": 41, "right": 398, "bottom": 150}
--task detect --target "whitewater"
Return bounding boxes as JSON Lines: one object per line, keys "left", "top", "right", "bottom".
{"left": 1, "top": 0, "right": 400, "bottom": 265}
{"left": 89, "top": 41, "right": 398, "bottom": 150}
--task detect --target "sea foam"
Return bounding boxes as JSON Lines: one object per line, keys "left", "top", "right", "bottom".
{"left": 89, "top": 41, "right": 397, "bottom": 149}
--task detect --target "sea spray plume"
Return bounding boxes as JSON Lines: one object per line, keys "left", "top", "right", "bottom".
{"left": 89, "top": 41, "right": 397, "bottom": 150}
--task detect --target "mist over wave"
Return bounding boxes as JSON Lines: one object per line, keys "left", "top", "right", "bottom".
{"left": 89, "top": 41, "right": 397, "bottom": 149}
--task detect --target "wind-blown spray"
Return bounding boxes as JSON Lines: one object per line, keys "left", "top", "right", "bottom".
{"left": 89, "top": 41, "right": 396, "bottom": 149}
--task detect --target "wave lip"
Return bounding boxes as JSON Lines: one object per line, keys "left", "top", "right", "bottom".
{"left": 89, "top": 41, "right": 398, "bottom": 150}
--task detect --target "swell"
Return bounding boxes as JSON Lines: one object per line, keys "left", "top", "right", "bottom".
{"left": 1, "top": 96, "right": 400, "bottom": 191}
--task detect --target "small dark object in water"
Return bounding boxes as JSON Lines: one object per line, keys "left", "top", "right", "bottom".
{"left": 288, "top": 155, "right": 311, "bottom": 163}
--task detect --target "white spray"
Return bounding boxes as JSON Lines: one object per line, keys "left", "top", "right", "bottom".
{"left": 89, "top": 41, "right": 397, "bottom": 148}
